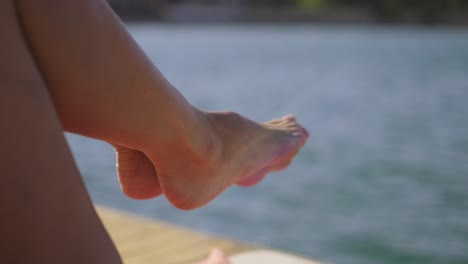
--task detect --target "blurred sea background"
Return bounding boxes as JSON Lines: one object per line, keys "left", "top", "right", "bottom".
{"left": 67, "top": 1, "right": 468, "bottom": 264}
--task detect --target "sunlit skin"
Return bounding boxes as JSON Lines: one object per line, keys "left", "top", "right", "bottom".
{"left": 197, "top": 249, "right": 232, "bottom": 264}
{"left": 116, "top": 112, "right": 307, "bottom": 209}
{"left": 0, "top": 0, "right": 308, "bottom": 263}
{"left": 18, "top": 0, "right": 309, "bottom": 210}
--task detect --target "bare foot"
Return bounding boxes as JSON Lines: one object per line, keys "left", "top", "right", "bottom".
{"left": 146, "top": 111, "right": 309, "bottom": 210}
{"left": 197, "top": 249, "right": 231, "bottom": 264}
{"left": 113, "top": 145, "right": 162, "bottom": 199}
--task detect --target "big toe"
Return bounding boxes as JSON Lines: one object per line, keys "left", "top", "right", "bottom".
{"left": 277, "top": 127, "right": 309, "bottom": 159}
{"left": 115, "top": 145, "right": 162, "bottom": 199}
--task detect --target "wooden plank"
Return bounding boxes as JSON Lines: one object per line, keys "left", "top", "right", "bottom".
{"left": 96, "top": 207, "right": 256, "bottom": 264}
{"left": 96, "top": 207, "right": 323, "bottom": 264}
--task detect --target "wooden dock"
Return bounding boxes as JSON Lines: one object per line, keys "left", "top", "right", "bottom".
{"left": 97, "top": 207, "right": 255, "bottom": 264}
{"left": 97, "top": 207, "right": 322, "bottom": 264}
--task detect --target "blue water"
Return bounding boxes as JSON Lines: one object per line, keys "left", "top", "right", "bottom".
{"left": 67, "top": 25, "right": 468, "bottom": 264}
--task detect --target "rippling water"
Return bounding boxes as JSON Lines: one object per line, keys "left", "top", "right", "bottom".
{"left": 67, "top": 25, "right": 468, "bottom": 264}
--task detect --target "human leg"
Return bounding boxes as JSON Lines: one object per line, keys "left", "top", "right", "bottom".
{"left": 17, "top": 0, "right": 210, "bottom": 201}
{"left": 0, "top": 1, "right": 121, "bottom": 263}
{"left": 16, "top": 0, "right": 309, "bottom": 209}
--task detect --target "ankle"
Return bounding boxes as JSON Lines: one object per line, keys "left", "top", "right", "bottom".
{"left": 184, "top": 108, "right": 222, "bottom": 167}
{"left": 143, "top": 107, "right": 222, "bottom": 170}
